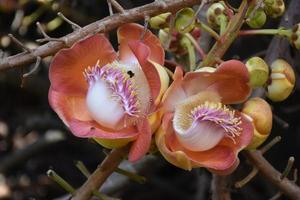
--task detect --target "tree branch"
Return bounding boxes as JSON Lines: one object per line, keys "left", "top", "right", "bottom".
{"left": 71, "top": 146, "right": 128, "bottom": 200}
{"left": 211, "top": 174, "right": 231, "bottom": 200}
{"left": 244, "top": 151, "right": 300, "bottom": 200}
{"left": 0, "top": 0, "right": 202, "bottom": 72}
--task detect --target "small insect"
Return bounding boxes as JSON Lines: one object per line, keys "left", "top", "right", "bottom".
{"left": 127, "top": 70, "right": 135, "bottom": 78}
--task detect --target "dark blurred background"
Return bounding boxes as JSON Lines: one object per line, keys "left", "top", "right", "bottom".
{"left": 0, "top": 0, "right": 299, "bottom": 199}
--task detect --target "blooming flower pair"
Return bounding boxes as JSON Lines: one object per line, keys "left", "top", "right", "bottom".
{"left": 49, "top": 23, "right": 255, "bottom": 174}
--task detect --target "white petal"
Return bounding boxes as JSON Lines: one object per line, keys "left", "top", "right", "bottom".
{"left": 86, "top": 80, "right": 124, "bottom": 129}
{"left": 175, "top": 121, "right": 225, "bottom": 151}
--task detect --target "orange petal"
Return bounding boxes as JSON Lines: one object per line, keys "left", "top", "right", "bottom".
{"left": 69, "top": 119, "right": 138, "bottom": 139}
{"left": 155, "top": 113, "right": 193, "bottom": 170}
{"left": 216, "top": 60, "right": 249, "bottom": 82}
{"left": 128, "top": 41, "right": 161, "bottom": 106}
{"left": 168, "top": 132, "right": 237, "bottom": 171}
{"left": 161, "top": 67, "right": 187, "bottom": 112}
{"left": 128, "top": 118, "right": 152, "bottom": 162}
{"left": 179, "top": 60, "right": 251, "bottom": 104}
{"left": 48, "top": 87, "right": 92, "bottom": 126}
{"left": 208, "top": 159, "right": 240, "bottom": 175}
{"left": 118, "top": 23, "right": 164, "bottom": 65}
{"left": 49, "top": 34, "right": 117, "bottom": 96}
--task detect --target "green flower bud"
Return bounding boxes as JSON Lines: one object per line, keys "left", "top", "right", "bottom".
{"left": 242, "top": 97, "right": 273, "bottom": 150}
{"left": 246, "top": 7, "right": 267, "bottom": 28}
{"left": 245, "top": 57, "right": 269, "bottom": 88}
{"left": 174, "top": 8, "right": 196, "bottom": 34}
{"left": 206, "top": 2, "right": 229, "bottom": 30}
{"left": 267, "top": 59, "right": 295, "bottom": 102}
{"left": 264, "top": 0, "right": 285, "bottom": 18}
{"left": 289, "top": 23, "right": 300, "bottom": 49}
{"left": 149, "top": 12, "right": 171, "bottom": 29}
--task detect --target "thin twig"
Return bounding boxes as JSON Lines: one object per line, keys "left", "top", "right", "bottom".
{"left": 36, "top": 22, "right": 66, "bottom": 43}
{"left": 244, "top": 151, "right": 300, "bottom": 200}
{"left": 8, "top": 34, "right": 32, "bottom": 52}
{"left": 8, "top": 34, "right": 42, "bottom": 78}
{"left": 281, "top": 157, "right": 295, "bottom": 180}
{"left": 57, "top": 12, "right": 81, "bottom": 30}
{"left": 235, "top": 168, "right": 259, "bottom": 188}
{"left": 107, "top": 0, "right": 125, "bottom": 13}
{"left": 260, "top": 136, "right": 282, "bottom": 154}
{"left": 75, "top": 160, "right": 91, "bottom": 178}
{"left": 235, "top": 136, "right": 282, "bottom": 188}
{"left": 47, "top": 169, "right": 76, "bottom": 194}
{"left": 71, "top": 146, "right": 128, "bottom": 200}
{"left": 115, "top": 167, "right": 146, "bottom": 184}
{"left": 75, "top": 161, "right": 120, "bottom": 200}
{"left": 0, "top": 0, "right": 203, "bottom": 71}
{"left": 23, "top": 56, "right": 41, "bottom": 78}
{"left": 107, "top": 0, "right": 114, "bottom": 16}
{"left": 270, "top": 169, "right": 299, "bottom": 200}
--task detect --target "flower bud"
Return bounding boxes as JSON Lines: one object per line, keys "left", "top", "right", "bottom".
{"left": 267, "top": 59, "right": 295, "bottom": 102}
{"left": 289, "top": 23, "right": 300, "bottom": 49}
{"left": 264, "top": 0, "right": 285, "bottom": 18}
{"left": 175, "top": 8, "right": 196, "bottom": 34}
{"left": 206, "top": 2, "right": 229, "bottom": 29}
{"left": 245, "top": 57, "right": 269, "bottom": 88}
{"left": 149, "top": 12, "right": 171, "bottom": 29}
{"left": 246, "top": 7, "right": 267, "bottom": 28}
{"left": 195, "top": 66, "right": 216, "bottom": 73}
{"left": 242, "top": 97, "right": 272, "bottom": 149}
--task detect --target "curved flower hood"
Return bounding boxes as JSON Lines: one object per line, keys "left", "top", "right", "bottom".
{"left": 49, "top": 23, "right": 169, "bottom": 162}
{"left": 156, "top": 60, "right": 254, "bottom": 174}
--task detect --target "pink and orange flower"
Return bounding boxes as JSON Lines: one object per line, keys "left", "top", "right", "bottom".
{"left": 156, "top": 60, "right": 254, "bottom": 174}
{"left": 48, "top": 23, "right": 169, "bottom": 162}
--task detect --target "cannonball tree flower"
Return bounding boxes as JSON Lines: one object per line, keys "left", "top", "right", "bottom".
{"left": 48, "top": 23, "right": 169, "bottom": 162}
{"left": 156, "top": 60, "right": 254, "bottom": 174}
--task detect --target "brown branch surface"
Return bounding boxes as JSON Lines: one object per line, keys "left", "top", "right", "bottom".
{"left": 0, "top": 0, "right": 202, "bottom": 72}
{"left": 211, "top": 175, "right": 231, "bottom": 200}
{"left": 71, "top": 146, "right": 128, "bottom": 200}
{"left": 244, "top": 151, "right": 300, "bottom": 200}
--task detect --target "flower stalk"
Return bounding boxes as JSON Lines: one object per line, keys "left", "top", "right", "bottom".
{"left": 239, "top": 28, "right": 292, "bottom": 37}
{"left": 47, "top": 169, "right": 76, "bottom": 194}
{"left": 71, "top": 146, "right": 128, "bottom": 200}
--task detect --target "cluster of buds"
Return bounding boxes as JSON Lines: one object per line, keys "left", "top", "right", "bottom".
{"left": 263, "top": 0, "right": 285, "bottom": 18}
{"left": 149, "top": 9, "right": 201, "bottom": 68}
{"left": 245, "top": 57, "right": 295, "bottom": 103}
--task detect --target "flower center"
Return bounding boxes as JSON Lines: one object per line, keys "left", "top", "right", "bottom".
{"left": 191, "top": 101, "right": 242, "bottom": 142}
{"left": 83, "top": 61, "right": 147, "bottom": 129}
{"left": 173, "top": 96, "right": 242, "bottom": 151}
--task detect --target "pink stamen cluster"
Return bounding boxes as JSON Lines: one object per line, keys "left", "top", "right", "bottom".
{"left": 83, "top": 61, "right": 140, "bottom": 118}
{"left": 191, "top": 101, "right": 242, "bottom": 143}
